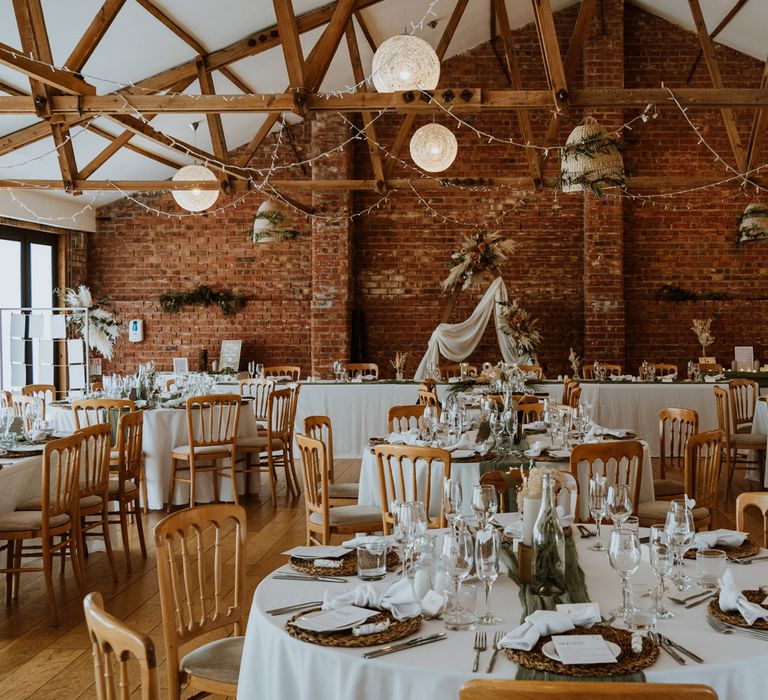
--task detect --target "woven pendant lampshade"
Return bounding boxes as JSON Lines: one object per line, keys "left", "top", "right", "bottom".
{"left": 171, "top": 164, "right": 220, "bottom": 212}
{"left": 409, "top": 123, "right": 458, "bottom": 172}
{"left": 371, "top": 35, "right": 440, "bottom": 92}
{"left": 738, "top": 202, "right": 768, "bottom": 243}
{"left": 252, "top": 198, "right": 299, "bottom": 244}
{"left": 559, "top": 119, "right": 625, "bottom": 195}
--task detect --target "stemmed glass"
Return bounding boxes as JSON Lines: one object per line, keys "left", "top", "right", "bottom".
{"left": 607, "top": 484, "right": 633, "bottom": 529}
{"left": 665, "top": 501, "right": 695, "bottom": 591}
{"left": 248, "top": 361, "right": 256, "bottom": 379}
{"left": 588, "top": 475, "right": 608, "bottom": 551}
{"left": 624, "top": 580, "right": 658, "bottom": 653}
{"left": 0, "top": 406, "right": 15, "bottom": 447}
{"left": 649, "top": 524, "right": 675, "bottom": 619}
{"left": 393, "top": 501, "right": 427, "bottom": 578}
{"left": 422, "top": 405, "right": 437, "bottom": 443}
{"left": 471, "top": 484, "right": 498, "bottom": 529}
{"left": 441, "top": 525, "right": 475, "bottom": 630}
{"left": 23, "top": 399, "right": 41, "bottom": 436}
{"left": 475, "top": 527, "right": 502, "bottom": 625}
{"left": 489, "top": 411, "right": 505, "bottom": 448}
{"left": 608, "top": 528, "right": 641, "bottom": 618}
{"left": 255, "top": 363, "right": 264, "bottom": 379}
{"left": 442, "top": 479, "right": 463, "bottom": 529}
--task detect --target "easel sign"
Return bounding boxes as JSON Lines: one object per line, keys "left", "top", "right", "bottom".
{"left": 219, "top": 340, "right": 242, "bottom": 371}
{"left": 734, "top": 346, "right": 755, "bottom": 371}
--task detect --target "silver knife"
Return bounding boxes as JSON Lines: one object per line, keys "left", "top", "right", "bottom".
{"left": 273, "top": 574, "right": 347, "bottom": 584}
{"left": 267, "top": 600, "right": 323, "bottom": 615}
{"left": 659, "top": 638, "right": 687, "bottom": 665}
{"left": 684, "top": 591, "right": 718, "bottom": 609}
{"left": 363, "top": 633, "right": 447, "bottom": 659}
{"left": 659, "top": 635, "right": 704, "bottom": 664}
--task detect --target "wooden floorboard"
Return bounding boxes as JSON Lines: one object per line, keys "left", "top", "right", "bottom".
{"left": 0, "top": 457, "right": 765, "bottom": 699}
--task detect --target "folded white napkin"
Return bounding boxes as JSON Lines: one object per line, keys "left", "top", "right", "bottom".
{"left": 661, "top": 374, "right": 677, "bottom": 383}
{"left": 524, "top": 440, "right": 547, "bottom": 458}
{"left": 693, "top": 529, "right": 748, "bottom": 551}
{"left": 718, "top": 569, "right": 768, "bottom": 625}
{"left": 341, "top": 535, "right": 394, "bottom": 549}
{"left": 363, "top": 374, "right": 375, "bottom": 381}
{"left": 351, "top": 376, "right": 363, "bottom": 383}
{"left": 524, "top": 421, "right": 546, "bottom": 432}
{"left": 445, "top": 433, "right": 477, "bottom": 453}
{"left": 387, "top": 429, "right": 427, "bottom": 446}
{"left": 704, "top": 374, "right": 725, "bottom": 383}
{"left": 549, "top": 448, "right": 572, "bottom": 459}
{"left": 500, "top": 607, "right": 600, "bottom": 651}
{"left": 609, "top": 375, "right": 633, "bottom": 382}
{"left": 323, "top": 578, "right": 421, "bottom": 621}
{"left": 586, "top": 423, "right": 631, "bottom": 439}
{"left": 448, "top": 377, "right": 461, "bottom": 384}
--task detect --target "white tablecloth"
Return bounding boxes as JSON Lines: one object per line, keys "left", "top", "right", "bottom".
{"left": 749, "top": 401, "right": 768, "bottom": 486}
{"left": 0, "top": 455, "right": 44, "bottom": 512}
{"left": 49, "top": 405, "right": 262, "bottom": 510}
{"left": 238, "top": 536, "right": 768, "bottom": 700}
{"left": 357, "top": 438, "right": 655, "bottom": 520}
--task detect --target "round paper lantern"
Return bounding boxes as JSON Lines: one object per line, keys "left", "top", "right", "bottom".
{"left": 559, "top": 119, "right": 625, "bottom": 195}
{"left": 409, "top": 123, "right": 458, "bottom": 172}
{"left": 171, "top": 164, "right": 220, "bottom": 212}
{"left": 738, "top": 202, "right": 768, "bottom": 243}
{"left": 371, "top": 35, "right": 440, "bottom": 92}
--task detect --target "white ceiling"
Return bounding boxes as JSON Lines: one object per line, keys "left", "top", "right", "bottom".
{"left": 0, "top": 0, "right": 765, "bottom": 218}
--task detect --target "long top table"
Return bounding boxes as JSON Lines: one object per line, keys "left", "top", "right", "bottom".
{"left": 238, "top": 535, "right": 768, "bottom": 700}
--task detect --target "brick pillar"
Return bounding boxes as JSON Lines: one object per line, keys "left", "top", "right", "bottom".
{"left": 311, "top": 114, "right": 353, "bottom": 377}
{"left": 582, "top": 0, "right": 626, "bottom": 365}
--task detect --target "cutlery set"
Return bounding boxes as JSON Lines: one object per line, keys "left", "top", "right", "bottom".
{"left": 706, "top": 615, "right": 768, "bottom": 641}
{"left": 649, "top": 632, "right": 704, "bottom": 665}
{"left": 362, "top": 633, "right": 448, "bottom": 659}
{"left": 272, "top": 572, "right": 347, "bottom": 584}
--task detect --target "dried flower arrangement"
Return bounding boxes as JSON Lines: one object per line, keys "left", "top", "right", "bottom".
{"left": 442, "top": 231, "right": 515, "bottom": 293}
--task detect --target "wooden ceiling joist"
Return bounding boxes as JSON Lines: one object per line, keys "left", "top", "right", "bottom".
{"left": 746, "top": 55, "right": 768, "bottom": 174}
{"left": 353, "top": 9, "right": 377, "bottom": 53}
{"left": 196, "top": 58, "right": 232, "bottom": 189}
{"left": 65, "top": 0, "right": 127, "bottom": 72}
{"left": 273, "top": 0, "right": 306, "bottom": 94}
{"left": 530, "top": 0, "right": 569, "bottom": 107}
{"left": 0, "top": 41, "right": 96, "bottom": 96}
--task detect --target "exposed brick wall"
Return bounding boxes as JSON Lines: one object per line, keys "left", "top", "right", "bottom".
{"left": 75, "top": 4, "right": 767, "bottom": 378}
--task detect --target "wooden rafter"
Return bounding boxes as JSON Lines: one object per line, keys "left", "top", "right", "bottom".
{"left": 530, "top": 0, "right": 569, "bottom": 107}
{"left": 0, "top": 40, "right": 96, "bottom": 96}
{"left": 196, "top": 58, "right": 231, "bottom": 189}
{"left": 273, "top": 0, "right": 306, "bottom": 93}
{"left": 0, "top": 78, "right": 26, "bottom": 97}
{"left": 345, "top": 19, "right": 385, "bottom": 191}
{"left": 541, "top": 0, "right": 597, "bottom": 148}
{"left": 686, "top": 0, "right": 751, "bottom": 84}
{"left": 688, "top": 0, "right": 747, "bottom": 172}
{"left": 492, "top": 0, "right": 542, "bottom": 187}
{"left": 65, "top": 0, "right": 126, "bottom": 72}
{"left": 236, "top": 0, "right": 357, "bottom": 168}
{"left": 747, "top": 55, "right": 768, "bottom": 173}
{"left": 353, "top": 9, "right": 377, "bottom": 53}
{"left": 383, "top": 0, "right": 469, "bottom": 178}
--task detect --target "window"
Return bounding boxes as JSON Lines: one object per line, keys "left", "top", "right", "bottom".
{"left": 0, "top": 225, "right": 59, "bottom": 389}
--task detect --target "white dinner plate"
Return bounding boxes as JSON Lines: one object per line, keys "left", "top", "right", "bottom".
{"left": 10, "top": 443, "right": 45, "bottom": 453}
{"left": 541, "top": 639, "right": 620, "bottom": 663}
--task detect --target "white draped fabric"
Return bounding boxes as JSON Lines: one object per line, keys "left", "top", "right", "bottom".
{"left": 414, "top": 277, "right": 525, "bottom": 380}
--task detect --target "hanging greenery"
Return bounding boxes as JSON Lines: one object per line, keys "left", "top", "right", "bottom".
{"left": 558, "top": 119, "right": 627, "bottom": 197}
{"left": 442, "top": 231, "right": 515, "bottom": 293}
{"left": 496, "top": 298, "right": 541, "bottom": 357}
{"left": 159, "top": 285, "right": 247, "bottom": 316}
{"left": 252, "top": 199, "right": 300, "bottom": 243}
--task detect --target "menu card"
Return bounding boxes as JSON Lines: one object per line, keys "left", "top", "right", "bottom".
{"left": 292, "top": 605, "right": 378, "bottom": 633}
{"left": 551, "top": 635, "right": 617, "bottom": 664}
{"left": 283, "top": 546, "right": 349, "bottom": 560}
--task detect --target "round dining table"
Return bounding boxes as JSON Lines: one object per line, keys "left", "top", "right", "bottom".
{"left": 238, "top": 533, "right": 768, "bottom": 700}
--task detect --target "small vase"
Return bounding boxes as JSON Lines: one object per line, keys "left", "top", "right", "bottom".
{"left": 531, "top": 472, "right": 566, "bottom": 596}
{"left": 396, "top": 370, "right": 404, "bottom": 381}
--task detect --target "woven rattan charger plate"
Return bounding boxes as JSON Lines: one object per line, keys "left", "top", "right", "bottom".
{"left": 290, "top": 550, "right": 400, "bottom": 577}
{"left": 684, "top": 538, "right": 759, "bottom": 560}
{"left": 708, "top": 590, "right": 768, "bottom": 629}
{"left": 505, "top": 625, "right": 659, "bottom": 677}
{"left": 285, "top": 608, "right": 422, "bottom": 647}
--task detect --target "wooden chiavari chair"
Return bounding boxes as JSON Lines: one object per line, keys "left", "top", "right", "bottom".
{"left": 296, "top": 434, "right": 381, "bottom": 545}
{"left": 239, "top": 377, "right": 274, "bottom": 428}
{"left": 561, "top": 378, "right": 577, "bottom": 406}
{"left": 683, "top": 429, "right": 724, "bottom": 530}
{"left": 480, "top": 469, "right": 523, "bottom": 513}
{"left": 373, "top": 444, "right": 450, "bottom": 533}
{"left": 167, "top": 394, "right": 241, "bottom": 511}
{"left": 714, "top": 386, "right": 766, "bottom": 499}
{"left": 21, "top": 383, "right": 56, "bottom": 403}
{"left": 654, "top": 408, "right": 698, "bottom": 499}
{"left": 12, "top": 393, "right": 45, "bottom": 431}
{"left": 729, "top": 379, "right": 760, "bottom": 433}
{"left": 567, "top": 384, "right": 582, "bottom": 409}
{"left": 346, "top": 363, "right": 379, "bottom": 379}
{"left": 84, "top": 591, "right": 159, "bottom": 700}
{"left": 736, "top": 492, "right": 768, "bottom": 547}
{"left": 459, "top": 679, "right": 717, "bottom": 700}
{"left": 304, "top": 415, "right": 358, "bottom": 504}
{"left": 388, "top": 404, "right": 427, "bottom": 433}
{"left": 518, "top": 402, "right": 545, "bottom": 424}
{"left": 517, "top": 364, "right": 544, "bottom": 379}
{"left": 2, "top": 434, "right": 86, "bottom": 625}
{"left": 154, "top": 504, "right": 246, "bottom": 700}
{"left": 0, "top": 389, "right": 11, "bottom": 408}
{"left": 646, "top": 363, "right": 678, "bottom": 378}
{"left": 582, "top": 363, "right": 622, "bottom": 379}
{"left": 264, "top": 365, "right": 301, "bottom": 381}
{"left": 442, "top": 364, "right": 477, "bottom": 379}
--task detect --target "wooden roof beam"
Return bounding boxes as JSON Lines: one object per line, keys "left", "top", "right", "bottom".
{"left": 688, "top": 0, "right": 747, "bottom": 172}
{"left": 345, "top": 19, "right": 385, "bottom": 192}
{"left": 273, "top": 0, "right": 306, "bottom": 98}
{"left": 65, "top": 0, "right": 126, "bottom": 72}
{"left": 0, "top": 40, "right": 96, "bottom": 96}
{"left": 353, "top": 9, "right": 377, "bottom": 53}
{"left": 531, "top": 0, "right": 568, "bottom": 109}
{"left": 746, "top": 55, "right": 768, "bottom": 173}
{"left": 383, "top": 0, "right": 469, "bottom": 178}
{"left": 196, "top": 57, "right": 232, "bottom": 190}
{"left": 492, "top": 0, "right": 542, "bottom": 187}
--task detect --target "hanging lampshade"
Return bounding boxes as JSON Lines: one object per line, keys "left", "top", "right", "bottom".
{"left": 409, "top": 123, "right": 458, "bottom": 172}
{"left": 171, "top": 164, "right": 220, "bottom": 212}
{"left": 371, "top": 35, "right": 440, "bottom": 92}
{"left": 738, "top": 202, "right": 768, "bottom": 243}
{"left": 252, "top": 198, "right": 299, "bottom": 244}
{"left": 559, "top": 119, "right": 625, "bottom": 196}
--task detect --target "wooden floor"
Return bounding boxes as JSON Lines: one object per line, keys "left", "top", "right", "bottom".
{"left": 0, "top": 458, "right": 765, "bottom": 699}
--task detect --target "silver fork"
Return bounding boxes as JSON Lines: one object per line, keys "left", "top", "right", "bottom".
{"left": 707, "top": 615, "right": 768, "bottom": 640}
{"left": 484, "top": 631, "right": 505, "bottom": 673}
{"left": 472, "top": 631, "right": 487, "bottom": 672}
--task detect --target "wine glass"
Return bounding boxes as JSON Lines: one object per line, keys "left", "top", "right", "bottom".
{"left": 588, "top": 475, "right": 608, "bottom": 551}
{"left": 0, "top": 406, "right": 15, "bottom": 447}
{"left": 624, "top": 580, "right": 657, "bottom": 653}
{"left": 255, "top": 363, "right": 264, "bottom": 379}
{"left": 471, "top": 484, "right": 498, "bottom": 528}
{"left": 665, "top": 503, "right": 695, "bottom": 591}
{"left": 248, "top": 361, "right": 256, "bottom": 379}
{"left": 422, "top": 405, "right": 437, "bottom": 443}
{"left": 441, "top": 525, "right": 475, "bottom": 630}
{"left": 608, "top": 528, "right": 641, "bottom": 618}
{"left": 391, "top": 500, "right": 407, "bottom": 574}
{"left": 442, "top": 479, "right": 463, "bottom": 529}
{"left": 395, "top": 502, "right": 427, "bottom": 578}
{"left": 649, "top": 524, "right": 675, "bottom": 619}
{"left": 606, "top": 484, "right": 633, "bottom": 529}
{"left": 475, "top": 527, "right": 502, "bottom": 625}
{"left": 489, "top": 411, "right": 505, "bottom": 445}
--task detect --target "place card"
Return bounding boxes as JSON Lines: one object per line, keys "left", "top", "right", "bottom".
{"left": 555, "top": 602, "right": 601, "bottom": 621}
{"left": 283, "top": 546, "right": 349, "bottom": 560}
{"left": 292, "top": 605, "right": 378, "bottom": 633}
{"left": 551, "top": 634, "right": 617, "bottom": 664}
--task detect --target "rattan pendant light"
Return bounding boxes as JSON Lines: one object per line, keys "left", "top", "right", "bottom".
{"left": 559, "top": 117, "right": 625, "bottom": 196}
{"left": 371, "top": 35, "right": 440, "bottom": 92}
{"left": 409, "top": 123, "right": 458, "bottom": 172}
{"left": 738, "top": 202, "right": 768, "bottom": 242}
{"left": 251, "top": 198, "right": 299, "bottom": 243}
